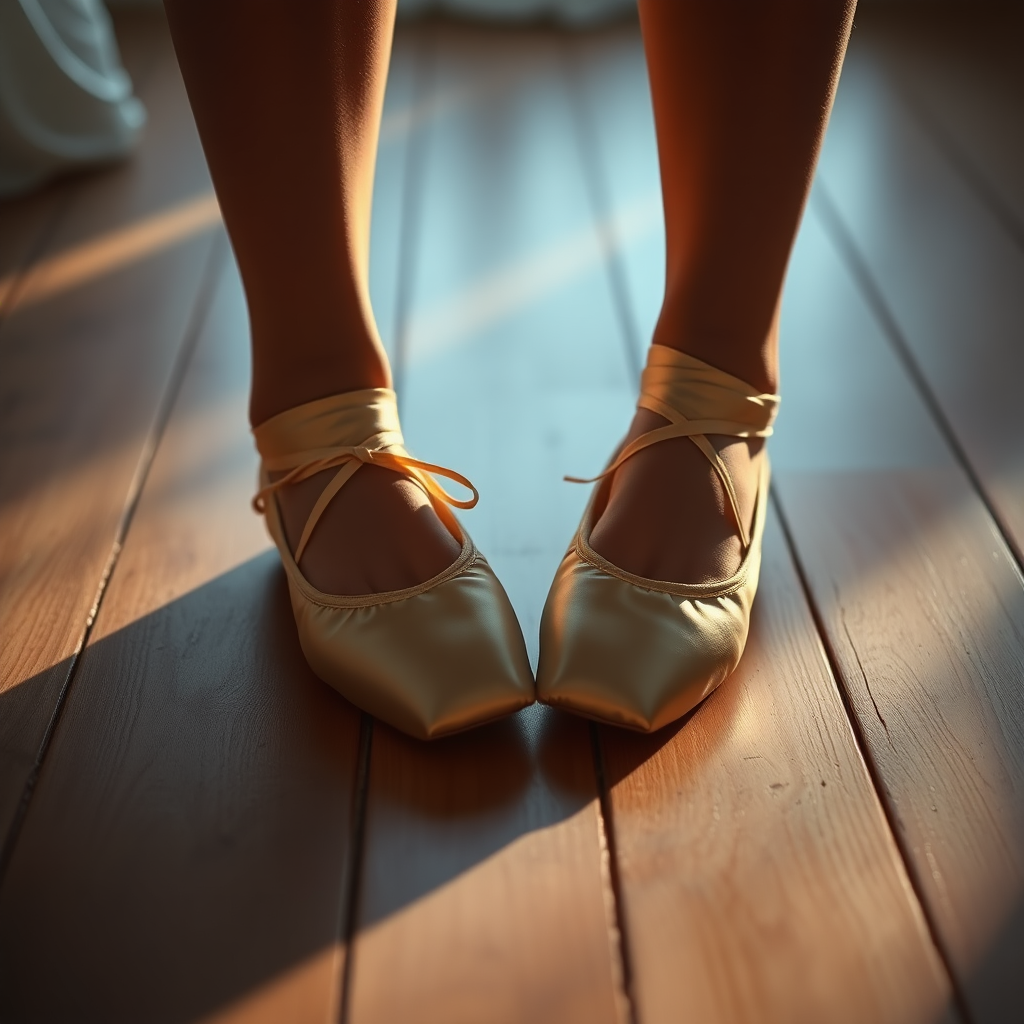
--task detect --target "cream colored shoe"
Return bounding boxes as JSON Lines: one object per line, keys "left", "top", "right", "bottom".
{"left": 253, "top": 388, "right": 534, "bottom": 740}
{"left": 537, "top": 345, "right": 780, "bottom": 732}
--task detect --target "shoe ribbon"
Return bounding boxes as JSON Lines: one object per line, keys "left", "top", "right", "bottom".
{"left": 566, "top": 346, "right": 779, "bottom": 551}
{"left": 254, "top": 428, "right": 479, "bottom": 562}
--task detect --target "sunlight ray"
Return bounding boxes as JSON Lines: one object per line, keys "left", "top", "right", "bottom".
{"left": 4, "top": 192, "right": 221, "bottom": 311}
{"left": 405, "top": 192, "right": 661, "bottom": 362}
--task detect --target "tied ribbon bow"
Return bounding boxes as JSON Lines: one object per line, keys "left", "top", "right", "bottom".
{"left": 253, "top": 430, "right": 478, "bottom": 562}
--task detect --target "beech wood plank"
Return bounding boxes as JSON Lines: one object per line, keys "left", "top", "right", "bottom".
{"left": 0, "top": 30, "right": 421, "bottom": 1022}
{"left": 778, "top": 469, "right": 1024, "bottom": 1024}
{"left": 787, "top": 36, "right": 1024, "bottom": 1017}
{"left": 347, "top": 27, "right": 629, "bottom": 1024}
{"left": 815, "top": 37, "right": 1024, "bottom": 565}
{"left": 350, "top": 712, "right": 626, "bottom": 1024}
{"left": 790, "top": 90, "right": 1024, "bottom": 1024}
{"left": 853, "top": 4, "right": 1024, "bottom": 234}
{"left": 0, "top": 12, "right": 220, "bottom": 842}
{"left": 602, "top": 509, "right": 957, "bottom": 1024}
{"left": 0, "top": 252, "right": 364, "bottom": 1023}
{"left": 566, "top": 28, "right": 962, "bottom": 1021}
{"left": 399, "top": 27, "right": 636, "bottom": 659}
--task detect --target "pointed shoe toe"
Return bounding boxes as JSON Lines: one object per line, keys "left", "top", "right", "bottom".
{"left": 537, "top": 345, "right": 778, "bottom": 733}
{"left": 254, "top": 388, "right": 534, "bottom": 740}
{"left": 536, "top": 513, "right": 761, "bottom": 732}
{"left": 290, "top": 545, "right": 534, "bottom": 740}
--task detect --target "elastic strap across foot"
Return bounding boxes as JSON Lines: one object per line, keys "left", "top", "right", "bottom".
{"left": 565, "top": 346, "right": 780, "bottom": 549}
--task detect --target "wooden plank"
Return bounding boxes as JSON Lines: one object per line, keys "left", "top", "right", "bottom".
{"left": 0, "top": 29, "right": 424, "bottom": 1021}
{"left": 0, "top": 253, "right": 364, "bottom": 1024}
{"left": 778, "top": 469, "right": 1024, "bottom": 1024}
{"left": 784, "top": 119, "right": 1024, "bottom": 1024}
{"left": 564, "top": 23, "right": 664, "bottom": 375}
{"left": 852, "top": 4, "right": 1024, "bottom": 234}
{"left": 399, "top": 26, "right": 636, "bottom": 660}
{"left": 0, "top": 13, "right": 220, "bottom": 841}
{"left": 815, "top": 36, "right": 1024, "bottom": 565}
{"left": 347, "top": 25, "right": 629, "bottom": 1023}
{"left": 350, "top": 712, "right": 626, "bottom": 1024}
{"left": 571, "top": 25, "right": 969, "bottom": 1022}
{"left": 602, "top": 510, "right": 956, "bottom": 1024}
{"left": 790, "top": 35, "right": 1024, "bottom": 1014}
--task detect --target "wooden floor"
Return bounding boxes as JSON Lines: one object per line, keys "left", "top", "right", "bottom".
{"left": 1, "top": 6, "right": 1023, "bottom": 1022}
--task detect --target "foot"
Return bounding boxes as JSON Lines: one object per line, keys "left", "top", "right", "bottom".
{"left": 588, "top": 408, "right": 764, "bottom": 586}
{"left": 273, "top": 464, "right": 463, "bottom": 596}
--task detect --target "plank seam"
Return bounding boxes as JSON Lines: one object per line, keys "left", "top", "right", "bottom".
{"left": 838, "top": 607, "right": 893, "bottom": 747}
{"left": 771, "top": 487, "right": 975, "bottom": 1024}
{"left": 811, "top": 183, "right": 1024, "bottom": 571}
{"left": 564, "top": 40, "right": 643, "bottom": 387}
{"left": 590, "top": 723, "right": 639, "bottom": 1024}
{"left": 0, "top": 231, "right": 227, "bottom": 891}
{"left": 338, "top": 714, "right": 374, "bottom": 1024}
{"left": 893, "top": 73, "right": 1024, "bottom": 260}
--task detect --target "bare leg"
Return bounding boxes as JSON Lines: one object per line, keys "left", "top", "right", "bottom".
{"left": 590, "top": 0, "right": 855, "bottom": 583}
{"left": 164, "top": 0, "right": 460, "bottom": 594}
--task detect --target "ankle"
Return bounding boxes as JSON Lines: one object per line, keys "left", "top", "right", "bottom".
{"left": 650, "top": 315, "right": 780, "bottom": 395}
{"left": 249, "top": 344, "right": 392, "bottom": 428}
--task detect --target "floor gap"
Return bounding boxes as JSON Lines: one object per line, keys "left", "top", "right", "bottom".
{"left": 590, "top": 722, "right": 639, "bottom": 1024}
{"left": 0, "top": 232, "right": 226, "bottom": 890}
{"left": 813, "top": 183, "right": 1024, "bottom": 572}
{"left": 771, "top": 487, "right": 976, "bottom": 1024}
{"left": 338, "top": 714, "right": 374, "bottom": 1024}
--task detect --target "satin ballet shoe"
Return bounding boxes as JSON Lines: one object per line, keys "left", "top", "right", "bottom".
{"left": 537, "top": 345, "right": 780, "bottom": 732}
{"left": 252, "top": 388, "right": 534, "bottom": 740}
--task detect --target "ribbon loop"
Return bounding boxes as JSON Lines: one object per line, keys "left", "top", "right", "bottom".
{"left": 253, "top": 397, "right": 481, "bottom": 565}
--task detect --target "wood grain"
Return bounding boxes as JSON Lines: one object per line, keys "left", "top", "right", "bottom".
{"left": 0, "top": 29, "right": 425, "bottom": 1022}
{"left": 783, "top": 32, "right": 1024, "bottom": 1019}
{"left": 571, "top": 23, "right": 975, "bottom": 1022}
{"left": 0, "top": 12, "right": 220, "bottom": 841}
{"left": 853, "top": 4, "right": 1024, "bottom": 233}
{"left": 346, "top": 26, "right": 629, "bottom": 1024}
{"left": 777, "top": 471, "right": 1024, "bottom": 1024}
{"left": 0, "top": 187, "right": 66, "bottom": 316}
{"left": 816, "top": 38, "right": 1024, "bottom": 564}
{"left": 350, "top": 711, "right": 625, "bottom": 1024}
{"left": 603, "top": 509, "right": 957, "bottom": 1024}
{"left": 0, "top": 253, "right": 363, "bottom": 1024}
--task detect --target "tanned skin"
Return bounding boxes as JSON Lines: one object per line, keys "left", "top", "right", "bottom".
{"left": 165, "top": 0, "right": 855, "bottom": 595}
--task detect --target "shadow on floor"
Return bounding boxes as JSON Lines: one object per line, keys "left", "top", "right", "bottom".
{"left": 0, "top": 553, "right": 602, "bottom": 1022}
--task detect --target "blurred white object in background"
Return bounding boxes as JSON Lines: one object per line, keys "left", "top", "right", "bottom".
{"left": 0, "top": 0, "right": 632, "bottom": 199}
{"left": 398, "top": 0, "right": 635, "bottom": 25}
{"left": 0, "top": 0, "right": 145, "bottom": 198}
